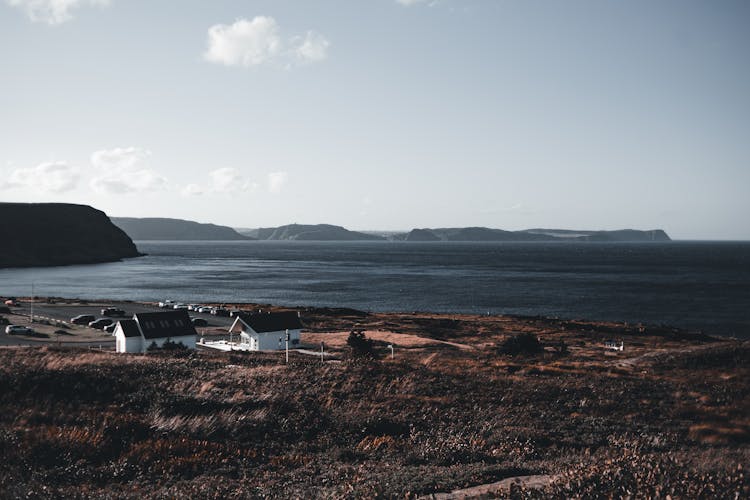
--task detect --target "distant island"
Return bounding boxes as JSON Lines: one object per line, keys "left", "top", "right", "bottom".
{"left": 0, "top": 203, "right": 142, "bottom": 268}
{"left": 112, "top": 217, "right": 252, "bottom": 241}
{"left": 237, "top": 224, "right": 385, "bottom": 241}
{"left": 396, "top": 227, "right": 671, "bottom": 242}
{"left": 238, "top": 224, "right": 670, "bottom": 242}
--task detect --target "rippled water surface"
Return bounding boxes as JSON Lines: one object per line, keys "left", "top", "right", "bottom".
{"left": 1, "top": 241, "right": 748, "bottom": 337}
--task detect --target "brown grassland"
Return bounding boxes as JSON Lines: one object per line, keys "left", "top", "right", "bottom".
{"left": 0, "top": 308, "right": 748, "bottom": 498}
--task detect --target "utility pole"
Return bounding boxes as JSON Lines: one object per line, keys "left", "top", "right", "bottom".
{"left": 285, "top": 329, "right": 289, "bottom": 364}
{"left": 320, "top": 342, "right": 325, "bottom": 363}
{"left": 30, "top": 282, "right": 34, "bottom": 324}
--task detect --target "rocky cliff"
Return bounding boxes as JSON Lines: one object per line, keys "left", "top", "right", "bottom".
{"left": 0, "top": 203, "right": 142, "bottom": 268}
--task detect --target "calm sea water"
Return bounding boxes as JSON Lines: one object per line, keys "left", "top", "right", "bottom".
{"left": 1, "top": 241, "right": 748, "bottom": 338}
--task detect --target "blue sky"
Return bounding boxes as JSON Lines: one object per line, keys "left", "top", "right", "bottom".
{"left": 1, "top": 0, "right": 748, "bottom": 239}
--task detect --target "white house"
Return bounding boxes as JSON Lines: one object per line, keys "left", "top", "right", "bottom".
{"left": 115, "top": 310, "right": 197, "bottom": 353}
{"left": 228, "top": 311, "right": 303, "bottom": 351}
{"left": 604, "top": 339, "right": 624, "bottom": 351}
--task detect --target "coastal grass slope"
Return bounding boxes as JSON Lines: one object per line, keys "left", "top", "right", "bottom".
{"left": 0, "top": 308, "right": 746, "bottom": 498}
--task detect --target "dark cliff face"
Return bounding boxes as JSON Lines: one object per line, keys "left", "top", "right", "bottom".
{"left": 0, "top": 203, "right": 142, "bottom": 268}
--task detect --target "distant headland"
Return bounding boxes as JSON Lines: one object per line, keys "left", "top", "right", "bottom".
{"left": 113, "top": 218, "right": 670, "bottom": 242}
{"left": 235, "top": 224, "right": 670, "bottom": 242}
{"left": 0, "top": 203, "right": 142, "bottom": 269}
{"left": 111, "top": 217, "right": 251, "bottom": 241}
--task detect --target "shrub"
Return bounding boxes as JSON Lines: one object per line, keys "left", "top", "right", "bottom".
{"left": 162, "top": 340, "right": 188, "bottom": 351}
{"left": 498, "top": 333, "right": 543, "bottom": 356}
{"left": 346, "top": 329, "right": 379, "bottom": 360}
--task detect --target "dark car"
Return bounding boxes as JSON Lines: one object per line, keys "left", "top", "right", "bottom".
{"left": 5, "top": 325, "right": 32, "bottom": 335}
{"left": 211, "top": 308, "right": 229, "bottom": 317}
{"left": 71, "top": 314, "right": 96, "bottom": 325}
{"left": 191, "top": 317, "right": 208, "bottom": 327}
{"left": 88, "top": 318, "right": 113, "bottom": 330}
{"left": 103, "top": 323, "right": 118, "bottom": 334}
{"left": 101, "top": 307, "right": 126, "bottom": 317}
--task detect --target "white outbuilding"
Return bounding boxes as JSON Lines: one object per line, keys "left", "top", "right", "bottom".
{"left": 229, "top": 311, "right": 303, "bottom": 351}
{"left": 114, "top": 310, "right": 197, "bottom": 353}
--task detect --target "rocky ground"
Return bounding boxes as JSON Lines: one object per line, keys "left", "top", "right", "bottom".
{"left": 0, "top": 306, "right": 747, "bottom": 498}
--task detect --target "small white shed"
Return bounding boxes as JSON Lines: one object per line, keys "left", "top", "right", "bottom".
{"left": 229, "top": 311, "right": 303, "bottom": 351}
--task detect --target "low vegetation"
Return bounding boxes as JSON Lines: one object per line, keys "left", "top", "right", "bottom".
{"left": 0, "top": 313, "right": 747, "bottom": 498}
{"left": 498, "top": 332, "right": 544, "bottom": 356}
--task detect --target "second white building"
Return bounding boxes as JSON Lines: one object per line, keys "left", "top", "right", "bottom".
{"left": 228, "top": 311, "right": 303, "bottom": 350}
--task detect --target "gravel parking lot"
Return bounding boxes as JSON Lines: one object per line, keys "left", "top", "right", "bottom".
{"left": 1, "top": 299, "right": 235, "bottom": 346}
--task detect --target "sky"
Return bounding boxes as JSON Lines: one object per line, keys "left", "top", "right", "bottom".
{"left": 1, "top": 0, "right": 748, "bottom": 239}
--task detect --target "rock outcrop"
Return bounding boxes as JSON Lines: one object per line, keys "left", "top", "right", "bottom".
{"left": 0, "top": 203, "right": 142, "bottom": 268}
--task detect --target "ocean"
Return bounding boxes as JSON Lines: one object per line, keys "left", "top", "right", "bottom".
{"left": 1, "top": 241, "right": 748, "bottom": 338}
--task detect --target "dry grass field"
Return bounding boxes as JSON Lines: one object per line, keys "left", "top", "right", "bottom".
{"left": 0, "top": 308, "right": 747, "bottom": 498}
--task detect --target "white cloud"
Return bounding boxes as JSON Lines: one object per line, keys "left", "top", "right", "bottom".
{"left": 292, "top": 31, "right": 330, "bottom": 64}
{"left": 267, "top": 171, "right": 288, "bottom": 194}
{"left": 91, "top": 146, "right": 149, "bottom": 170}
{"left": 3, "top": 161, "right": 80, "bottom": 193}
{"left": 182, "top": 167, "right": 257, "bottom": 196}
{"left": 204, "top": 16, "right": 329, "bottom": 68}
{"left": 204, "top": 16, "right": 282, "bottom": 67}
{"left": 90, "top": 146, "right": 167, "bottom": 194}
{"left": 6, "top": 0, "right": 110, "bottom": 25}
{"left": 395, "top": 0, "right": 436, "bottom": 6}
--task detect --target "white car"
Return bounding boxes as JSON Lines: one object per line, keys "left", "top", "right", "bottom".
{"left": 5, "top": 325, "right": 32, "bottom": 335}
{"left": 198, "top": 306, "right": 213, "bottom": 314}
{"left": 173, "top": 304, "right": 189, "bottom": 310}
{"left": 158, "top": 300, "right": 174, "bottom": 308}
{"left": 187, "top": 304, "right": 202, "bottom": 311}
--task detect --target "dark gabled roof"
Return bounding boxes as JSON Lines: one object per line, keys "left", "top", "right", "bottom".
{"left": 237, "top": 311, "right": 303, "bottom": 333}
{"left": 134, "top": 310, "right": 197, "bottom": 340}
{"left": 118, "top": 319, "right": 141, "bottom": 338}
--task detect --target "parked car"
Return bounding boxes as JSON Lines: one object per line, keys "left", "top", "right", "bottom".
{"left": 103, "top": 323, "right": 118, "bottom": 334}
{"left": 5, "top": 325, "right": 32, "bottom": 335}
{"left": 101, "top": 307, "right": 126, "bottom": 317}
{"left": 187, "top": 304, "right": 202, "bottom": 311}
{"left": 173, "top": 304, "right": 189, "bottom": 310}
{"left": 88, "top": 318, "right": 113, "bottom": 330}
{"left": 211, "top": 307, "right": 229, "bottom": 317}
{"left": 190, "top": 317, "right": 208, "bottom": 327}
{"left": 71, "top": 314, "right": 96, "bottom": 325}
{"left": 229, "top": 309, "right": 244, "bottom": 317}
{"left": 197, "top": 306, "right": 213, "bottom": 314}
{"left": 158, "top": 300, "right": 174, "bottom": 309}
{"left": 4, "top": 299, "right": 19, "bottom": 307}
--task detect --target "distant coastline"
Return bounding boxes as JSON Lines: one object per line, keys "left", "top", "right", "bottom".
{"left": 114, "top": 217, "right": 671, "bottom": 242}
